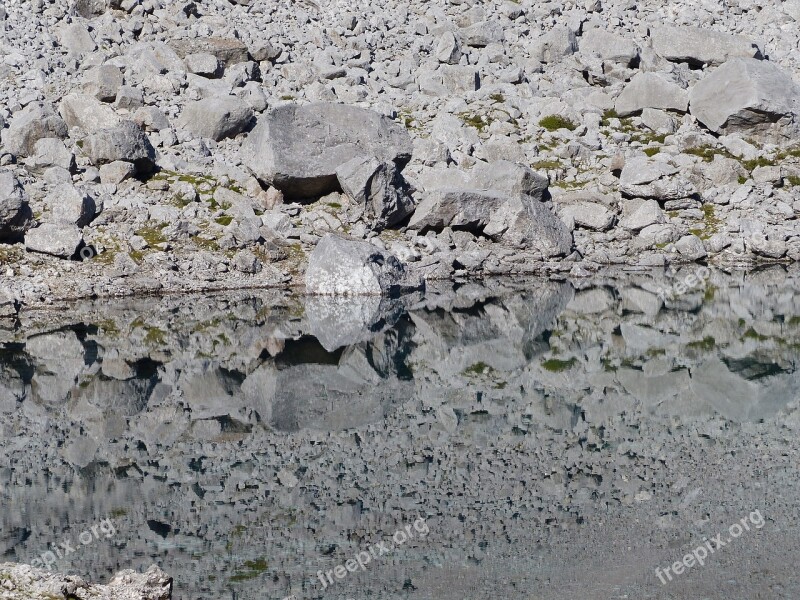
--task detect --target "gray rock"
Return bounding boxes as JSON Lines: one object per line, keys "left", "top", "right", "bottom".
{"left": 99, "top": 161, "right": 137, "bottom": 185}
{"left": 620, "top": 157, "right": 696, "bottom": 200}
{"left": 580, "top": 28, "right": 638, "bottom": 65}
{"left": 1, "top": 103, "right": 68, "bottom": 158}
{"left": 59, "top": 93, "right": 121, "bottom": 134}
{"left": 689, "top": 58, "right": 800, "bottom": 137}
{"left": 615, "top": 72, "right": 689, "bottom": 117}
{"left": 461, "top": 21, "right": 504, "bottom": 47}
{"left": 305, "top": 233, "right": 423, "bottom": 296}
{"left": 24, "top": 223, "right": 83, "bottom": 258}
{"left": 47, "top": 184, "right": 96, "bottom": 228}
{"left": 170, "top": 37, "right": 250, "bottom": 67}
{"left": 675, "top": 233, "right": 708, "bottom": 260}
{"left": 57, "top": 22, "right": 96, "bottom": 57}
{"left": 24, "top": 138, "right": 75, "bottom": 173}
{"left": 531, "top": 26, "right": 578, "bottom": 64}
{"left": 233, "top": 249, "right": 262, "bottom": 273}
{"left": 419, "top": 65, "right": 481, "bottom": 95}
{"left": 244, "top": 103, "right": 412, "bottom": 200}
{"left": 559, "top": 202, "right": 615, "bottom": 231}
{"left": 114, "top": 86, "right": 144, "bottom": 111}
{"left": 470, "top": 160, "right": 549, "bottom": 200}
{"left": 82, "top": 65, "right": 123, "bottom": 102}
{"left": 336, "top": 156, "right": 415, "bottom": 230}
{"left": 435, "top": 31, "right": 462, "bottom": 64}
{"left": 0, "top": 170, "right": 33, "bottom": 243}
{"left": 185, "top": 53, "right": 222, "bottom": 77}
{"left": 619, "top": 199, "right": 666, "bottom": 231}
{"left": 651, "top": 25, "right": 761, "bottom": 66}
{"left": 84, "top": 121, "right": 156, "bottom": 173}
{"left": 178, "top": 97, "right": 253, "bottom": 141}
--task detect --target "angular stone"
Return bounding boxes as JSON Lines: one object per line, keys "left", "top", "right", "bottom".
{"left": 651, "top": 25, "right": 761, "bottom": 66}
{"left": 615, "top": 72, "right": 688, "bottom": 117}
{"left": 580, "top": 28, "right": 638, "bottom": 65}
{"left": 0, "top": 170, "right": 33, "bottom": 243}
{"left": 675, "top": 233, "right": 708, "bottom": 260}
{"left": 244, "top": 103, "right": 412, "bottom": 200}
{"left": 1, "top": 103, "right": 68, "bottom": 158}
{"left": 114, "top": 86, "right": 144, "bottom": 111}
{"left": 59, "top": 93, "right": 121, "bottom": 134}
{"left": 25, "top": 223, "right": 83, "bottom": 258}
{"left": 531, "top": 26, "right": 578, "bottom": 64}
{"left": 435, "top": 31, "right": 462, "bottom": 64}
{"left": 178, "top": 97, "right": 253, "bottom": 141}
{"left": 689, "top": 58, "right": 800, "bottom": 137}
{"left": 620, "top": 157, "right": 696, "bottom": 200}
{"left": 47, "top": 184, "right": 96, "bottom": 228}
{"left": 81, "top": 65, "right": 123, "bottom": 102}
{"left": 185, "top": 53, "right": 221, "bottom": 77}
{"left": 24, "top": 138, "right": 75, "bottom": 173}
{"left": 170, "top": 37, "right": 250, "bottom": 67}
{"left": 305, "top": 234, "right": 423, "bottom": 296}
{"left": 559, "top": 202, "right": 615, "bottom": 231}
{"left": 83, "top": 121, "right": 156, "bottom": 173}
{"left": 99, "top": 161, "right": 137, "bottom": 185}
{"left": 336, "top": 156, "right": 415, "bottom": 230}
{"left": 619, "top": 199, "right": 666, "bottom": 231}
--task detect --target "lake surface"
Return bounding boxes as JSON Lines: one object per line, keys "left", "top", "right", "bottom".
{"left": 1, "top": 267, "right": 799, "bottom": 599}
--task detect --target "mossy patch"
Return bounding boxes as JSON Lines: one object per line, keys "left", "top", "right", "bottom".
{"left": 539, "top": 114, "right": 576, "bottom": 131}
{"left": 687, "top": 336, "right": 716, "bottom": 351}
{"left": 541, "top": 357, "right": 577, "bottom": 372}
{"left": 462, "top": 362, "right": 492, "bottom": 376}
{"left": 230, "top": 558, "right": 269, "bottom": 582}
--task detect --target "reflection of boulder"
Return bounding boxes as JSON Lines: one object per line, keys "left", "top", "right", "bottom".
{"left": 26, "top": 331, "right": 86, "bottom": 405}
{"left": 261, "top": 326, "right": 415, "bottom": 432}
{"left": 303, "top": 295, "right": 408, "bottom": 351}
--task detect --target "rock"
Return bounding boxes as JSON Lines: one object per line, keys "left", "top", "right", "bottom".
{"left": 749, "top": 235, "right": 787, "bottom": 259}
{"left": 185, "top": 53, "right": 222, "bottom": 77}
{"left": 24, "top": 223, "right": 83, "bottom": 258}
{"left": 305, "top": 233, "right": 423, "bottom": 296}
{"left": 170, "top": 37, "right": 250, "bottom": 67}
{"left": 689, "top": 58, "right": 800, "bottom": 137}
{"left": 419, "top": 65, "right": 481, "bottom": 95}
{"left": 82, "top": 65, "right": 124, "bottom": 102}
{"left": 83, "top": 121, "right": 156, "bottom": 173}
{"left": 74, "top": 0, "right": 110, "bottom": 17}
{"left": 57, "top": 22, "right": 96, "bottom": 57}
{"left": 435, "top": 31, "right": 462, "bottom": 64}
{"left": 59, "top": 93, "right": 121, "bottom": 134}
{"left": 336, "top": 156, "right": 415, "bottom": 230}
{"left": 0, "top": 563, "right": 171, "bottom": 600}
{"left": 580, "top": 28, "right": 638, "bottom": 65}
{"left": 620, "top": 157, "right": 696, "bottom": 200}
{"left": 243, "top": 103, "right": 412, "bottom": 200}
{"left": 470, "top": 160, "right": 549, "bottom": 200}
{"left": 651, "top": 26, "right": 761, "bottom": 67}
{"left": 99, "top": 161, "right": 137, "bottom": 185}
{"left": 114, "top": 86, "right": 145, "bottom": 111}
{"left": 615, "top": 73, "right": 689, "bottom": 117}
{"left": 559, "top": 202, "right": 615, "bottom": 231}
{"left": 619, "top": 199, "right": 666, "bottom": 231}
{"left": 461, "top": 21, "right": 504, "bottom": 47}
{"left": 675, "top": 233, "right": 708, "bottom": 260}
{"left": 531, "top": 26, "right": 578, "bottom": 64}
{"left": 1, "top": 103, "right": 68, "bottom": 158}
{"left": 233, "top": 249, "right": 262, "bottom": 273}
{"left": 0, "top": 170, "right": 33, "bottom": 243}
{"left": 47, "top": 184, "right": 96, "bottom": 227}
{"left": 24, "top": 138, "right": 75, "bottom": 173}
{"left": 178, "top": 97, "right": 253, "bottom": 141}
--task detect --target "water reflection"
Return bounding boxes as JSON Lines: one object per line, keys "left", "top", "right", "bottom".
{"left": 0, "top": 267, "right": 799, "bottom": 599}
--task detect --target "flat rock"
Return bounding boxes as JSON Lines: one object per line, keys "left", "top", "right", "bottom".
{"left": 59, "top": 93, "right": 121, "bottom": 134}
{"left": 170, "top": 37, "right": 249, "bottom": 67}
{"left": 1, "top": 103, "right": 68, "bottom": 158}
{"left": 243, "top": 103, "right": 412, "bottom": 200}
{"left": 615, "top": 72, "right": 688, "bottom": 117}
{"left": 651, "top": 25, "right": 761, "bottom": 66}
{"left": 178, "top": 97, "right": 253, "bottom": 141}
{"left": 84, "top": 121, "right": 156, "bottom": 173}
{"left": 24, "top": 223, "right": 83, "bottom": 258}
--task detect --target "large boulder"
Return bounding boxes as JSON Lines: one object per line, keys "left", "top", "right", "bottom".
{"left": 178, "top": 97, "right": 253, "bottom": 141}
{"left": 1, "top": 103, "right": 68, "bottom": 158}
{"left": 619, "top": 157, "right": 696, "bottom": 201}
{"left": 305, "top": 234, "right": 423, "bottom": 296}
{"left": 650, "top": 25, "right": 761, "bottom": 66}
{"left": 580, "top": 28, "right": 639, "bottom": 66}
{"left": 47, "top": 184, "right": 96, "bottom": 228}
{"left": 170, "top": 37, "right": 250, "bottom": 67}
{"left": 83, "top": 121, "right": 156, "bottom": 173}
{"left": 689, "top": 58, "right": 800, "bottom": 137}
{"left": 335, "top": 156, "right": 415, "bottom": 230}
{"left": 243, "top": 103, "right": 413, "bottom": 200}
{"left": 615, "top": 72, "right": 688, "bottom": 117}
{"left": 0, "top": 170, "right": 33, "bottom": 243}
{"left": 59, "top": 93, "right": 121, "bottom": 134}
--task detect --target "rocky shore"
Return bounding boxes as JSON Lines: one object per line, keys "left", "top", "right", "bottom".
{"left": 1, "top": 0, "right": 800, "bottom": 312}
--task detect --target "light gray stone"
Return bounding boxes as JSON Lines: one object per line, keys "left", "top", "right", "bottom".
{"left": 1, "top": 103, "right": 68, "bottom": 158}
{"left": 185, "top": 53, "right": 222, "bottom": 77}
{"left": 99, "top": 161, "right": 137, "bottom": 185}
{"left": 619, "top": 199, "right": 666, "bottom": 231}
{"left": 244, "top": 103, "right": 412, "bottom": 200}
{"left": 47, "top": 184, "right": 95, "bottom": 228}
{"left": 336, "top": 156, "right": 415, "bottom": 230}
{"left": 559, "top": 202, "right": 615, "bottom": 231}
{"left": 24, "top": 223, "right": 83, "bottom": 257}
{"left": 82, "top": 65, "right": 123, "bottom": 102}
{"left": 305, "top": 233, "right": 423, "bottom": 296}
{"left": 435, "top": 31, "right": 462, "bottom": 64}
{"left": 580, "top": 28, "right": 638, "bottom": 65}
{"left": 59, "top": 93, "right": 121, "bottom": 134}
{"left": 615, "top": 73, "right": 688, "bottom": 117}
{"left": 178, "top": 97, "right": 253, "bottom": 141}
{"left": 531, "top": 26, "right": 578, "bottom": 64}
{"left": 675, "top": 233, "right": 708, "bottom": 260}
{"left": 24, "top": 138, "right": 75, "bottom": 173}
{"left": 0, "top": 170, "right": 33, "bottom": 243}
{"left": 651, "top": 25, "right": 761, "bottom": 66}
{"left": 84, "top": 121, "right": 156, "bottom": 173}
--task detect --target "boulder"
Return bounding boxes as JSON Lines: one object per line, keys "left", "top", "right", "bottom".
{"left": 619, "top": 199, "right": 666, "bottom": 231}
{"left": 185, "top": 53, "right": 222, "bottom": 77}
{"left": 24, "top": 138, "right": 75, "bottom": 173}
{"left": 47, "top": 184, "right": 96, "bottom": 228}
{"left": 336, "top": 156, "right": 415, "bottom": 230}
{"left": 170, "top": 37, "right": 250, "bottom": 67}
{"left": 419, "top": 65, "right": 480, "bottom": 96}
{"left": 689, "top": 58, "right": 800, "bottom": 137}
{"left": 559, "top": 202, "right": 615, "bottom": 231}
{"left": 0, "top": 170, "right": 33, "bottom": 243}
{"left": 615, "top": 72, "right": 689, "bottom": 117}
{"left": 305, "top": 234, "right": 424, "bottom": 296}
{"left": 620, "top": 157, "right": 696, "bottom": 200}
{"left": 81, "top": 65, "right": 123, "bottom": 102}
{"left": 243, "top": 103, "right": 412, "bottom": 200}
{"left": 59, "top": 93, "right": 121, "bottom": 134}
{"left": 580, "top": 28, "right": 639, "bottom": 66}
{"left": 178, "top": 97, "right": 253, "bottom": 141}
{"left": 83, "top": 121, "right": 156, "bottom": 173}
{"left": 1, "top": 103, "right": 68, "bottom": 158}
{"left": 435, "top": 31, "right": 462, "bottom": 64}
{"left": 531, "top": 26, "right": 578, "bottom": 64}
{"left": 650, "top": 25, "right": 761, "bottom": 66}
{"left": 24, "top": 224, "right": 83, "bottom": 258}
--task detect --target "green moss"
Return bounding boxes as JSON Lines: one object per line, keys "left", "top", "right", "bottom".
{"left": 144, "top": 326, "right": 166, "bottom": 345}
{"left": 230, "top": 558, "right": 269, "bottom": 582}
{"left": 459, "top": 111, "right": 493, "bottom": 132}
{"left": 110, "top": 507, "right": 127, "bottom": 518}
{"left": 684, "top": 145, "right": 735, "bottom": 162}
{"left": 541, "top": 357, "right": 577, "bottom": 372}
{"left": 489, "top": 92, "right": 505, "bottom": 103}
{"left": 687, "top": 336, "right": 716, "bottom": 351}
{"left": 643, "top": 147, "right": 661, "bottom": 157}
{"left": 532, "top": 159, "right": 561, "bottom": 170}
{"left": 215, "top": 215, "right": 234, "bottom": 226}
{"left": 742, "top": 156, "right": 775, "bottom": 171}
{"left": 738, "top": 175, "right": 749, "bottom": 185}
{"left": 326, "top": 202, "right": 342, "bottom": 210}
{"left": 703, "top": 285, "right": 717, "bottom": 302}
{"left": 462, "top": 362, "right": 492, "bottom": 376}
{"left": 135, "top": 223, "right": 168, "bottom": 246}
{"left": 786, "top": 175, "right": 800, "bottom": 187}
{"left": 743, "top": 327, "right": 769, "bottom": 341}
{"left": 193, "top": 235, "right": 220, "bottom": 251}
{"left": 539, "top": 114, "right": 577, "bottom": 131}
{"left": 600, "top": 109, "right": 619, "bottom": 127}
{"left": 788, "top": 316, "right": 800, "bottom": 327}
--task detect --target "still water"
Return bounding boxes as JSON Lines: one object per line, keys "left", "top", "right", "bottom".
{"left": 1, "top": 267, "right": 799, "bottom": 599}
